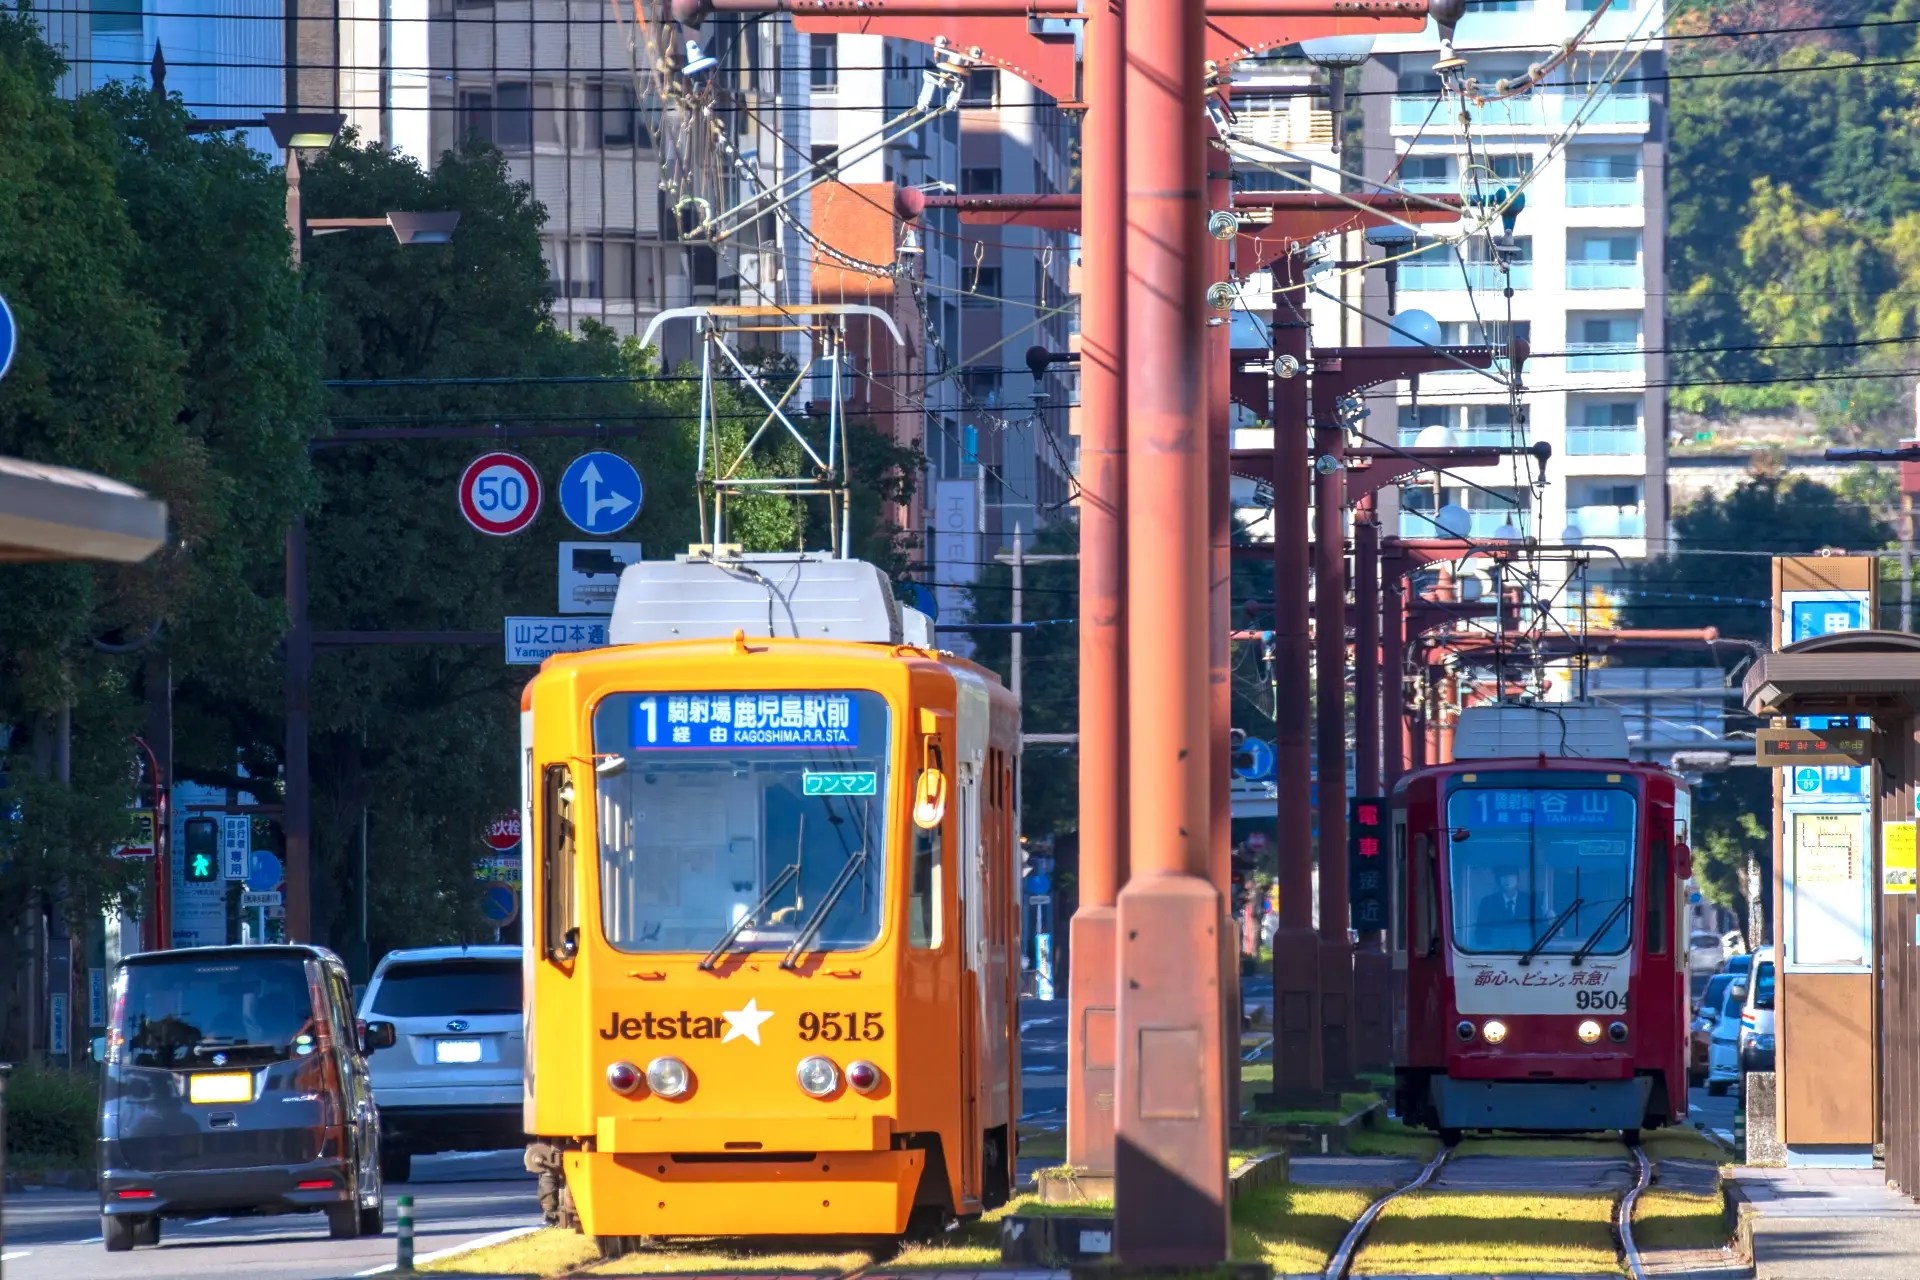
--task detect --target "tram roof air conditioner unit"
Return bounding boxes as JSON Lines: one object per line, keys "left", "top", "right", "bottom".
{"left": 1451, "top": 702, "right": 1631, "bottom": 761}
{"left": 609, "top": 553, "right": 914, "bottom": 646}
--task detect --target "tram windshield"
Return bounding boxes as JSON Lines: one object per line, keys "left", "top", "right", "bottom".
{"left": 1445, "top": 783, "right": 1637, "bottom": 957}
{"left": 591, "top": 690, "right": 891, "bottom": 955}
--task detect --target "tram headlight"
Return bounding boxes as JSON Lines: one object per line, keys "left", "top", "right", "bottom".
{"left": 647, "top": 1056, "right": 692, "bottom": 1099}
{"left": 606, "top": 1060, "right": 643, "bottom": 1095}
{"left": 1482, "top": 1019, "right": 1509, "bottom": 1045}
{"left": 1577, "top": 1020, "right": 1602, "bottom": 1044}
{"left": 797, "top": 1056, "right": 841, "bottom": 1098}
{"left": 1607, "top": 1021, "right": 1629, "bottom": 1043}
{"left": 1455, "top": 1020, "right": 1476, "bottom": 1042}
{"left": 846, "top": 1060, "right": 882, "bottom": 1093}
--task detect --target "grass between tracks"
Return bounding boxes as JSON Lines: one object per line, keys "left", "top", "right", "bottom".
{"left": 1352, "top": 1189, "right": 1621, "bottom": 1275}
{"left": 1630, "top": 1188, "right": 1732, "bottom": 1251}
{"left": 1456, "top": 1127, "right": 1730, "bottom": 1164}
{"left": 1230, "top": 1182, "right": 1384, "bottom": 1273}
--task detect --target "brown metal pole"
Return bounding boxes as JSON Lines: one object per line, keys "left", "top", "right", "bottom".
{"left": 1114, "top": 0, "right": 1229, "bottom": 1261}
{"left": 1066, "top": 0, "right": 1126, "bottom": 1179}
{"left": 1313, "top": 388, "right": 1354, "bottom": 1088}
{"left": 1268, "top": 252, "right": 1326, "bottom": 1105}
{"left": 285, "top": 519, "right": 312, "bottom": 943}
{"left": 1207, "top": 129, "right": 1241, "bottom": 1125}
{"left": 1350, "top": 499, "right": 1390, "bottom": 1073}
{"left": 1381, "top": 558, "right": 1406, "bottom": 792}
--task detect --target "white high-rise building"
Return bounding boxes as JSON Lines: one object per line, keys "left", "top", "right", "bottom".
{"left": 1361, "top": 2, "right": 1667, "bottom": 615}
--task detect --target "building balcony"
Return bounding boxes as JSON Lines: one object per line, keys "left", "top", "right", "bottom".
{"left": 1565, "top": 343, "right": 1644, "bottom": 373}
{"left": 1567, "top": 260, "right": 1642, "bottom": 290}
{"left": 1398, "top": 508, "right": 1525, "bottom": 539}
{"left": 1401, "top": 259, "right": 1532, "bottom": 291}
{"left": 1391, "top": 92, "right": 1650, "bottom": 134}
{"left": 1566, "top": 177, "right": 1643, "bottom": 207}
{"left": 1568, "top": 505, "right": 1646, "bottom": 538}
{"left": 1566, "top": 425, "right": 1645, "bottom": 456}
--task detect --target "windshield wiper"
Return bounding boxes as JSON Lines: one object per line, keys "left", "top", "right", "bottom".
{"left": 700, "top": 863, "right": 800, "bottom": 971}
{"left": 1517, "top": 897, "right": 1584, "bottom": 967}
{"left": 1572, "top": 897, "right": 1631, "bottom": 966}
{"left": 781, "top": 851, "right": 869, "bottom": 971}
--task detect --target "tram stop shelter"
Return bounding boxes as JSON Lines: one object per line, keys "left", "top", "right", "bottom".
{"left": 1742, "top": 621, "right": 1920, "bottom": 1189}
{"left": 0, "top": 456, "right": 168, "bottom": 563}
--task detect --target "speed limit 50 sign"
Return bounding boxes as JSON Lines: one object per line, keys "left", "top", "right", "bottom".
{"left": 459, "top": 452, "right": 543, "bottom": 536}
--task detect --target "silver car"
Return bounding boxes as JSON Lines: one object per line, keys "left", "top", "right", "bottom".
{"left": 358, "top": 945, "right": 524, "bottom": 1183}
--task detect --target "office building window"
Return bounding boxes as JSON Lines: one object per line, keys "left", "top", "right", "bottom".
{"left": 459, "top": 89, "right": 494, "bottom": 143}
{"left": 811, "top": 145, "right": 838, "bottom": 177}
{"left": 592, "top": 82, "right": 647, "bottom": 149}
{"left": 495, "top": 81, "right": 533, "bottom": 149}
{"left": 92, "top": 0, "right": 140, "bottom": 35}
{"left": 961, "top": 167, "right": 1001, "bottom": 195}
{"left": 811, "top": 38, "right": 838, "bottom": 90}
{"left": 964, "top": 266, "right": 1002, "bottom": 306}
{"left": 962, "top": 68, "right": 999, "bottom": 106}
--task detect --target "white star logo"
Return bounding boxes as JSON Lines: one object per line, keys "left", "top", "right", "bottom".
{"left": 720, "top": 998, "right": 774, "bottom": 1046}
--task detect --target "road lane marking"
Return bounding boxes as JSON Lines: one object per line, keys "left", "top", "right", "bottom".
{"left": 2, "top": 1250, "right": 30, "bottom": 1261}
{"left": 353, "top": 1222, "right": 541, "bottom": 1275}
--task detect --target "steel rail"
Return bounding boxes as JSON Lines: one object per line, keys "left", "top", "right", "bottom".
{"left": 1323, "top": 1140, "right": 1456, "bottom": 1279}
{"left": 1618, "top": 1141, "right": 1654, "bottom": 1280}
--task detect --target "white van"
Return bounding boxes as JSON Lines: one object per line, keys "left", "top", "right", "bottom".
{"left": 1739, "top": 946, "right": 1775, "bottom": 1073}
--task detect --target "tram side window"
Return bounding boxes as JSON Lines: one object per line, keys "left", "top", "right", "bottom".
{"left": 543, "top": 764, "right": 577, "bottom": 961}
{"left": 1391, "top": 820, "right": 1408, "bottom": 953}
{"left": 1413, "top": 833, "right": 1438, "bottom": 956}
{"left": 909, "top": 820, "right": 943, "bottom": 948}
{"left": 1647, "top": 840, "right": 1668, "bottom": 955}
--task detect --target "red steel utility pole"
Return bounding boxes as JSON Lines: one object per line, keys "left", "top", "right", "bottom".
{"left": 1114, "top": 0, "right": 1229, "bottom": 1260}
{"left": 1070, "top": 0, "right": 1127, "bottom": 1179}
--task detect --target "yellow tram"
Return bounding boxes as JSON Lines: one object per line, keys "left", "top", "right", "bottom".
{"left": 520, "top": 556, "right": 1022, "bottom": 1249}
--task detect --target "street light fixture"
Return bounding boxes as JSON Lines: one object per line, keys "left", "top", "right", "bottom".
{"left": 264, "top": 112, "right": 345, "bottom": 151}
{"left": 1299, "top": 34, "right": 1376, "bottom": 145}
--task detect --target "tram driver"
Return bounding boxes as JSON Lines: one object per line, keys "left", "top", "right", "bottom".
{"left": 1475, "top": 866, "right": 1539, "bottom": 950}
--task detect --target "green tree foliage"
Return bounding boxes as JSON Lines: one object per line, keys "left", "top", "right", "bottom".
{"left": 1668, "top": 0, "right": 1920, "bottom": 424}
{"left": 0, "top": 14, "right": 320, "bottom": 1042}
{"left": 1622, "top": 475, "right": 1890, "bottom": 929}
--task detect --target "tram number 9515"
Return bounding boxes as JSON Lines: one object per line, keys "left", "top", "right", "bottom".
{"left": 798, "top": 1012, "right": 885, "bottom": 1042}
{"left": 1574, "top": 990, "right": 1627, "bottom": 1012}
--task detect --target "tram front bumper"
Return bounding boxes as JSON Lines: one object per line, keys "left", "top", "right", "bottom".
{"left": 566, "top": 1141, "right": 926, "bottom": 1237}
{"left": 594, "top": 1113, "right": 896, "bottom": 1154}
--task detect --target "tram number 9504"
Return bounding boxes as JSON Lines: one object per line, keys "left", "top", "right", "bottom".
{"left": 798, "top": 1012, "right": 885, "bottom": 1042}
{"left": 1574, "top": 990, "right": 1627, "bottom": 1012}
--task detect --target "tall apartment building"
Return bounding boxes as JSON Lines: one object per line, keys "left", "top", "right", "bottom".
{"left": 1360, "top": 2, "right": 1668, "bottom": 613}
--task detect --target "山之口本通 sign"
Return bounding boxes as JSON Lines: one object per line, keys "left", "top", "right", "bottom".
{"left": 505, "top": 617, "right": 608, "bottom": 665}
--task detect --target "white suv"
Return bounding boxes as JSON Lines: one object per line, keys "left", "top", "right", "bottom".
{"left": 358, "top": 945, "right": 524, "bottom": 1182}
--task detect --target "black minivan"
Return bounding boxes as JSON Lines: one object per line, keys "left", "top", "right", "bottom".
{"left": 95, "top": 944, "right": 396, "bottom": 1251}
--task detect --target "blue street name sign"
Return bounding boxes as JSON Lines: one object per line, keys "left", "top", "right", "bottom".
{"left": 0, "top": 294, "right": 15, "bottom": 382}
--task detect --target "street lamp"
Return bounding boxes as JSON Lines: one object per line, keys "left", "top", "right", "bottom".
{"left": 263, "top": 112, "right": 346, "bottom": 151}
{"left": 1299, "top": 34, "right": 1375, "bottom": 148}
{"left": 309, "top": 212, "right": 463, "bottom": 246}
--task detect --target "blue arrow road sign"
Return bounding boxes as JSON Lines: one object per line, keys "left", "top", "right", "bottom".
{"left": 0, "top": 294, "right": 15, "bottom": 382}
{"left": 558, "top": 451, "right": 643, "bottom": 535}
{"left": 247, "top": 850, "right": 283, "bottom": 892}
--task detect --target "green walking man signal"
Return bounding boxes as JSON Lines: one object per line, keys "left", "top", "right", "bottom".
{"left": 184, "top": 817, "right": 219, "bottom": 883}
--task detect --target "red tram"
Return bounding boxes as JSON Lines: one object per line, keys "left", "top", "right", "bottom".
{"left": 1392, "top": 704, "right": 1691, "bottom": 1141}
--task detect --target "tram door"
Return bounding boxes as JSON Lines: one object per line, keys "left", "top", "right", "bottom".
{"left": 957, "top": 760, "right": 983, "bottom": 1208}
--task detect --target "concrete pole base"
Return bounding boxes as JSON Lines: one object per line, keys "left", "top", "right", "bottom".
{"left": 1263, "top": 924, "right": 1330, "bottom": 1109}
{"left": 1352, "top": 947, "right": 1393, "bottom": 1076}
{"left": 1067, "top": 905, "right": 1119, "bottom": 1175}
{"left": 1115, "top": 874, "right": 1230, "bottom": 1267}
{"left": 1318, "top": 937, "right": 1358, "bottom": 1091}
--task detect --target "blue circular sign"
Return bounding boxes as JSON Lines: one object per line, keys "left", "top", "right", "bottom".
{"left": 1794, "top": 767, "right": 1821, "bottom": 794}
{"left": 1236, "top": 738, "right": 1276, "bottom": 782}
{"left": 246, "top": 849, "right": 283, "bottom": 892}
{"left": 1023, "top": 872, "right": 1051, "bottom": 897}
{"left": 0, "top": 294, "right": 15, "bottom": 382}
{"left": 479, "top": 882, "right": 518, "bottom": 926}
{"left": 558, "top": 451, "right": 643, "bottom": 535}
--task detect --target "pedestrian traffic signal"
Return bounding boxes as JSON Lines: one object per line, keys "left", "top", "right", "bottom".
{"left": 184, "top": 817, "right": 219, "bottom": 882}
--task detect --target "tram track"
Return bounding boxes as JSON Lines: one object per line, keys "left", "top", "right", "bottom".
{"left": 1324, "top": 1138, "right": 1658, "bottom": 1280}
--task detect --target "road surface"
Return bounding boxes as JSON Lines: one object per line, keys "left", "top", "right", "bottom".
{"left": 1, "top": 1151, "right": 537, "bottom": 1280}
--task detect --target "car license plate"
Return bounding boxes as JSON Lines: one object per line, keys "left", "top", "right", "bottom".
{"left": 435, "top": 1039, "right": 482, "bottom": 1064}
{"left": 188, "top": 1072, "right": 253, "bottom": 1104}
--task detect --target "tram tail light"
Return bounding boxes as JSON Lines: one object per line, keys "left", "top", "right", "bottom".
{"left": 797, "top": 1056, "right": 841, "bottom": 1097}
{"left": 1481, "top": 1019, "right": 1509, "bottom": 1045}
{"left": 607, "top": 1060, "right": 643, "bottom": 1095}
{"left": 1577, "top": 1020, "right": 1602, "bottom": 1044}
{"left": 647, "top": 1057, "right": 692, "bottom": 1098}
{"left": 1607, "top": 1021, "right": 1628, "bottom": 1043}
{"left": 847, "top": 1060, "right": 881, "bottom": 1093}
